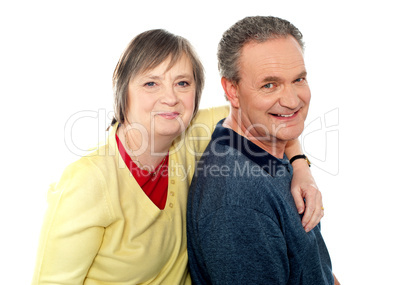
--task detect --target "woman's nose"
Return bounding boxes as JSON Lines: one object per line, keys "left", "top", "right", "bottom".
{"left": 161, "top": 87, "right": 179, "bottom": 106}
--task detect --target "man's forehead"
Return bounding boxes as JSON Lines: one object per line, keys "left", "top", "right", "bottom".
{"left": 239, "top": 38, "right": 306, "bottom": 78}
{"left": 241, "top": 38, "right": 303, "bottom": 61}
{"left": 243, "top": 36, "right": 303, "bottom": 51}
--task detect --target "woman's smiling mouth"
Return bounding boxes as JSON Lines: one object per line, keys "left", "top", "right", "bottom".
{"left": 157, "top": 112, "right": 181, "bottom": 120}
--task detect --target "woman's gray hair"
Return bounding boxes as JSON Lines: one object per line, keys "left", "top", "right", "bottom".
{"left": 111, "top": 29, "right": 204, "bottom": 126}
{"left": 217, "top": 16, "right": 304, "bottom": 86}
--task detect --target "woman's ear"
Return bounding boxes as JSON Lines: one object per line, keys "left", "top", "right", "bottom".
{"left": 221, "top": 77, "right": 239, "bottom": 108}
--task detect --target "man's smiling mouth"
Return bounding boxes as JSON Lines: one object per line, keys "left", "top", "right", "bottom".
{"left": 270, "top": 110, "right": 299, "bottom": 118}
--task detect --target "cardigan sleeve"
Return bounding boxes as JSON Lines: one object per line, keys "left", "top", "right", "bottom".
{"left": 186, "top": 105, "right": 229, "bottom": 157}
{"left": 192, "top": 105, "right": 229, "bottom": 130}
{"left": 32, "top": 158, "right": 114, "bottom": 284}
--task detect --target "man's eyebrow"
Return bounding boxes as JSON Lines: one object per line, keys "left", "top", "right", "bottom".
{"left": 297, "top": 71, "right": 308, "bottom": 78}
{"left": 262, "top": 76, "right": 281, "bottom": 83}
{"left": 262, "top": 71, "right": 307, "bottom": 82}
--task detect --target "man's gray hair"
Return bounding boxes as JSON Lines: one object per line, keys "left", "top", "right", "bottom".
{"left": 217, "top": 16, "right": 304, "bottom": 85}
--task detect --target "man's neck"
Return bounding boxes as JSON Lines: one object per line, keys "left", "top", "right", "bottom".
{"left": 223, "top": 112, "right": 286, "bottom": 159}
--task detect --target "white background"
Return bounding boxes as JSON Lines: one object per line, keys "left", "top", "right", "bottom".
{"left": 1, "top": 0, "right": 401, "bottom": 284}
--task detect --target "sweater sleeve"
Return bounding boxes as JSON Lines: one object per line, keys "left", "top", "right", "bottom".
{"left": 193, "top": 205, "right": 289, "bottom": 285}
{"left": 32, "top": 159, "right": 114, "bottom": 285}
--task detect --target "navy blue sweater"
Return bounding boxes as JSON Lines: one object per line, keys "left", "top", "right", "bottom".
{"left": 187, "top": 120, "right": 333, "bottom": 285}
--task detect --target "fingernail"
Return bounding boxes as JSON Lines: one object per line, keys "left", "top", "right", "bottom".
{"left": 298, "top": 208, "right": 303, "bottom": 214}
{"left": 302, "top": 222, "right": 306, "bottom": 227}
{"left": 305, "top": 227, "right": 310, "bottom": 232}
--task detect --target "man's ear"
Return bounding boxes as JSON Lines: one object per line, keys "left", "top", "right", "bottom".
{"left": 221, "top": 77, "right": 239, "bottom": 108}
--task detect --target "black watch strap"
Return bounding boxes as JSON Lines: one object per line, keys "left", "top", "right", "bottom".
{"left": 289, "top": 154, "right": 311, "bottom": 167}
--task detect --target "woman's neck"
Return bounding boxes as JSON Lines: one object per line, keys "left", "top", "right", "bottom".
{"left": 117, "top": 125, "right": 171, "bottom": 169}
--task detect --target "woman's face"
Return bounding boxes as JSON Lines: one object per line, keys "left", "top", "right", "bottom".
{"left": 126, "top": 54, "right": 196, "bottom": 143}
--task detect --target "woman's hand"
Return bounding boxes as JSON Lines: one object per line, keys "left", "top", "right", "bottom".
{"left": 291, "top": 159, "right": 324, "bottom": 232}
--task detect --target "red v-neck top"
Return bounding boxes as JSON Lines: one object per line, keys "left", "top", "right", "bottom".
{"left": 116, "top": 133, "right": 169, "bottom": 210}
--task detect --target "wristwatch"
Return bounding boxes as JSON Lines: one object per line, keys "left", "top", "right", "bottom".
{"left": 289, "top": 154, "right": 311, "bottom": 167}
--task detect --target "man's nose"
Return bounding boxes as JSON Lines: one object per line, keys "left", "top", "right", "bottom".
{"left": 279, "top": 85, "right": 299, "bottom": 109}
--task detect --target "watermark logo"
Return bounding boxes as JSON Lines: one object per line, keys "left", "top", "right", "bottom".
{"left": 64, "top": 109, "right": 113, "bottom": 157}
{"left": 63, "top": 107, "right": 340, "bottom": 176}
{"left": 302, "top": 108, "right": 339, "bottom": 175}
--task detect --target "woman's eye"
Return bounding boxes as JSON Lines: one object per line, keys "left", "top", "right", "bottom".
{"left": 178, "top": 81, "right": 189, "bottom": 87}
{"left": 145, "top": 82, "right": 156, "bottom": 87}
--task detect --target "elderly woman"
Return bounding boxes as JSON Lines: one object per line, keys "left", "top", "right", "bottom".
{"left": 32, "top": 29, "right": 322, "bottom": 284}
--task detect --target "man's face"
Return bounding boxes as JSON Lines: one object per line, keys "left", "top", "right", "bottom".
{"left": 235, "top": 37, "right": 311, "bottom": 146}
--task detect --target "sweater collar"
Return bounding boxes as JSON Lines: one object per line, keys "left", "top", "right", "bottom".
{"left": 211, "top": 119, "right": 290, "bottom": 177}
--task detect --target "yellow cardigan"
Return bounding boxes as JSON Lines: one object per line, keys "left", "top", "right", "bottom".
{"left": 32, "top": 106, "right": 229, "bottom": 285}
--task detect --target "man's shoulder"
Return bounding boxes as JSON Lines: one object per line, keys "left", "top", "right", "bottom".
{"left": 192, "top": 143, "right": 276, "bottom": 203}
{"left": 195, "top": 141, "right": 254, "bottom": 179}
{"left": 196, "top": 134, "right": 282, "bottom": 182}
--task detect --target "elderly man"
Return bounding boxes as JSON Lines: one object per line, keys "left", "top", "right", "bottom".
{"left": 187, "top": 16, "right": 338, "bottom": 284}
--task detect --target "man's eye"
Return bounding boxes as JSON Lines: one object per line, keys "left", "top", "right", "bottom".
{"left": 294, "top": 78, "right": 307, "bottom": 84}
{"left": 263, "top": 83, "right": 275, "bottom": 89}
